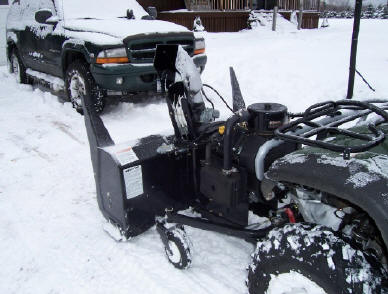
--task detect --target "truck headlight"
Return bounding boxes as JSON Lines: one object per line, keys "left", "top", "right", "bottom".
{"left": 96, "top": 48, "right": 129, "bottom": 64}
{"left": 194, "top": 38, "right": 205, "bottom": 55}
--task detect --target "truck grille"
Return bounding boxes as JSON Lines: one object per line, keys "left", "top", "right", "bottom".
{"left": 128, "top": 39, "right": 194, "bottom": 62}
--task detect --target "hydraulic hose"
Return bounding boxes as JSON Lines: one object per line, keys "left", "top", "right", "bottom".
{"left": 223, "top": 110, "right": 251, "bottom": 172}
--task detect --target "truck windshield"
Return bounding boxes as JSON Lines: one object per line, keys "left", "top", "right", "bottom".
{"left": 55, "top": 0, "right": 148, "bottom": 20}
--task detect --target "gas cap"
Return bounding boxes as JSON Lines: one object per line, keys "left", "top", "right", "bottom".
{"left": 247, "top": 103, "right": 288, "bottom": 134}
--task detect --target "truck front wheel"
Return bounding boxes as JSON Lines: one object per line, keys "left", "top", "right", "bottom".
{"left": 9, "top": 50, "right": 29, "bottom": 84}
{"left": 65, "top": 60, "right": 104, "bottom": 114}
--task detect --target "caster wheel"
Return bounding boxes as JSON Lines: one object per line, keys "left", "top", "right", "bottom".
{"left": 164, "top": 226, "right": 192, "bottom": 269}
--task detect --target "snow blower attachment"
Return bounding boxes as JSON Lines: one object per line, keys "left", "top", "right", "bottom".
{"left": 81, "top": 44, "right": 297, "bottom": 242}
{"left": 81, "top": 45, "right": 388, "bottom": 289}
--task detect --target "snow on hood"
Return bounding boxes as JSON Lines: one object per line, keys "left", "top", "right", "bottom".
{"left": 55, "top": 0, "right": 148, "bottom": 20}
{"left": 64, "top": 18, "right": 190, "bottom": 41}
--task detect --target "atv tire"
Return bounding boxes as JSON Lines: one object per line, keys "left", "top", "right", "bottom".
{"left": 164, "top": 226, "right": 192, "bottom": 270}
{"left": 9, "top": 50, "right": 29, "bottom": 84}
{"left": 65, "top": 60, "right": 104, "bottom": 114}
{"left": 247, "top": 223, "right": 387, "bottom": 294}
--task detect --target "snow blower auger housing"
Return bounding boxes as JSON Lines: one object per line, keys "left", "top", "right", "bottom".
{"left": 81, "top": 45, "right": 388, "bottom": 292}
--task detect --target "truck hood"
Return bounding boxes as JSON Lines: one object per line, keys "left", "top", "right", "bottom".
{"left": 64, "top": 18, "right": 190, "bottom": 44}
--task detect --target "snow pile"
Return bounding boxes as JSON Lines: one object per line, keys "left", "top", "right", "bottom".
{"left": 248, "top": 11, "right": 298, "bottom": 33}
{"left": 63, "top": 19, "right": 189, "bottom": 40}
{"left": 346, "top": 171, "right": 380, "bottom": 188}
{"left": 193, "top": 16, "right": 205, "bottom": 32}
{"left": 318, "top": 153, "right": 388, "bottom": 187}
{"left": 7, "top": 0, "right": 188, "bottom": 46}
{"left": 266, "top": 271, "right": 327, "bottom": 294}
{"left": 56, "top": 0, "right": 148, "bottom": 20}
{"left": 26, "top": 69, "right": 65, "bottom": 91}
{"left": 274, "top": 151, "right": 388, "bottom": 189}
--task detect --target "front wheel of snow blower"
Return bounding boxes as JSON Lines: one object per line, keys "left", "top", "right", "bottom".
{"left": 163, "top": 226, "right": 192, "bottom": 270}
{"left": 247, "top": 223, "right": 387, "bottom": 294}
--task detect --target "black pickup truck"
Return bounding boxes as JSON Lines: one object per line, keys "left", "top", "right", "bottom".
{"left": 6, "top": 0, "right": 207, "bottom": 113}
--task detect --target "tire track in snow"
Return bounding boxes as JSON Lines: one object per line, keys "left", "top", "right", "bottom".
{"left": 9, "top": 134, "right": 52, "bottom": 162}
{"left": 51, "top": 121, "right": 85, "bottom": 145}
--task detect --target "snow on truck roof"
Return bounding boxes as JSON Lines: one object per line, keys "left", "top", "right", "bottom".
{"left": 54, "top": 0, "right": 148, "bottom": 20}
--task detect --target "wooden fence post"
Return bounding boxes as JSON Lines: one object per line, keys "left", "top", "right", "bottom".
{"left": 272, "top": 6, "right": 278, "bottom": 31}
{"left": 298, "top": 0, "right": 304, "bottom": 30}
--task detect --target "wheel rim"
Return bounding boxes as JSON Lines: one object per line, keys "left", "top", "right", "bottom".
{"left": 69, "top": 73, "right": 86, "bottom": 109}
{"left": 11, "top": 55, "right": 21, "bottom": 83}
{"left": 266, "top": 271, "right": 326, "bottom": 294}
{"left": 166, "top": 241, "right": 181, "bottom": 264}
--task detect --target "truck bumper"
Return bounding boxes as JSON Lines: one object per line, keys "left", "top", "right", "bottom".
{"left": 91, "top": 63, "right": 158, "bottom": 92}
{"left": 91, "top": 54, "right": 208, "bottom": 92}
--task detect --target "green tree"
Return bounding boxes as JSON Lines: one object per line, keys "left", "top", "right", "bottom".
{"left": 383, "top": 5, "right": 388, "bottom": 19}
{"left": 363, "top": 4, "right": 375, "bottom": 18}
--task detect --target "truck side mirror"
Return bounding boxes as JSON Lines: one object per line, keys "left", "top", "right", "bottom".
{"left": 147, "top": 6, "right": 157, "bottom": 19}
{"left": 35, "top": 9, "right": 57, "bottom": 25}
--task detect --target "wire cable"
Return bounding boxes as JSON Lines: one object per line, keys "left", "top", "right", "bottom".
{"left": 203, "top": 84, "right": 234, "bottom": 114}
{"left": 201, "top": 88, "right": 214, "bottom": 110}
{"left": 356, "top": 69, "right": 376, "bottom": 92}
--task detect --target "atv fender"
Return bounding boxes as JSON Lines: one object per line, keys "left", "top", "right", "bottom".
{"left": 264, "top": 150, "right": 388, "bottom": 247}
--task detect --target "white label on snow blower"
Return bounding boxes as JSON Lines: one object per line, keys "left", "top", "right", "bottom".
{"left": 108, "top": 145, "right": 144, "bottom": 199}
{"left": 123, "top": 165, "right": 144, "bottom": 199}
{"left": 115, "top": 146, "right": 139, "bottom": 166}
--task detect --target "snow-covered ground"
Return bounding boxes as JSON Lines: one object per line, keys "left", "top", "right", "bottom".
{"left": 0, "top": 19, "right": 387, "bottom": 294}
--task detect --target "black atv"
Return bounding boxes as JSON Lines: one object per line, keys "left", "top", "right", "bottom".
{"left": 80, "top": 45, "right": 388, "bottom": 293}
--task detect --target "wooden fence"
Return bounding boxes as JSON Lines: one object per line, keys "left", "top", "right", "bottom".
{"left": 138, "top": 0, "right": 319, "bottom": 12}
{"left": 137, "top": 0, "right": 186, "bottom": 12}
{"left": 158, "top": 10, "right": 319, "bottom": 31}
{"left": 210, "top": 0, "right": 252, "bottom": 10}
{"left": 158, "top": 11, "right": 251, "bottom": 32}
{"left": 277, "top": 0, "right": 320, "bottom": 11}
{"left": 280, "top": 11, "right": 320, "bottom": 28}
{"left": 138, "top": 0, "right": 320, "bottom": 32}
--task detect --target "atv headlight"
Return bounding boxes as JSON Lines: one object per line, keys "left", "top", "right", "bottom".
{"left": 194, "top": 38, "right": 205, "bottom": 55}
{"left": 96, "top": 48, "right": 129, "bottom": 64}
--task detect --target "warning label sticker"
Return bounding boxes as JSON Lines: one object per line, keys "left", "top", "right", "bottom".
{"left": 123, "top": 165, "right": 144, "bottom": 199}
{"left": 115, "top": 147, "right": 139, "bottom": 166}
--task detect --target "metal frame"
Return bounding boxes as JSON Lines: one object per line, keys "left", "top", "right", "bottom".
{"left": 157, "top": 210, "right": 273, "bottom": 243}
{"left": 275, "top": 100, "right": 388, "bottom": 155}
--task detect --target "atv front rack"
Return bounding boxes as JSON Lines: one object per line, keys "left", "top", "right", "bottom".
{"left": 275, "top": 100, "right": 388, "bottom": 157}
